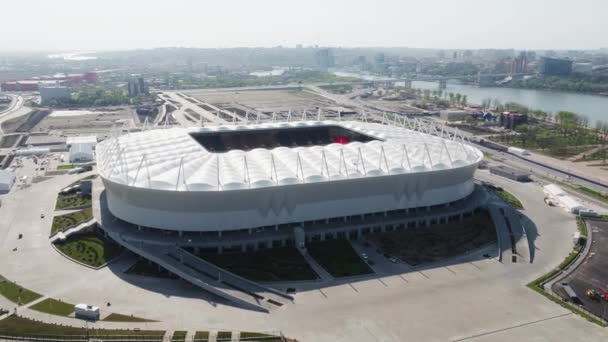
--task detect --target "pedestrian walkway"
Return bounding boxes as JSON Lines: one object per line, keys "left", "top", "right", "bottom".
{"left": 298, "top": 248, "right": 333, "bottom": 281}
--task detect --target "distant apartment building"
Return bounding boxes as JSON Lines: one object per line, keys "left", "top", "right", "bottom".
{"left": 128, "top": 77, "right": 147, "bottom": 97}
{"left": 315, "top": 48, "right": 335, "bottom": 70}
{"left": 510, "top": 55, "right": 527, "bottom": 74}
{"left": 540, "top": 57, "right": 573, "bottom": 76}
{"left": 500, "top": 112, "right": 528, "bottom": 129}
{"left": 573, "top": 63, "right": 593, "bottom": 74}
{"left": 40, "top": 86, "right": 71, "bottom": 104}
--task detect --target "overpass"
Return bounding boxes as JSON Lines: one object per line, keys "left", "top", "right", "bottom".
{"left": 339, "top": 72, "right": 535, "bottom": 89}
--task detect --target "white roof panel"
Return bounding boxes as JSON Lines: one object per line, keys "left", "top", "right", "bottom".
{"left": 97, "top": 120, "right": 482, "bottom": 191}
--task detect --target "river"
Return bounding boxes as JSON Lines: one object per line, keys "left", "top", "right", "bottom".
{"left": 412, "top": 81, "right": 608, "bottom": 124}
{"left": 333, "top": 71, "right": 608, "bottom": 124}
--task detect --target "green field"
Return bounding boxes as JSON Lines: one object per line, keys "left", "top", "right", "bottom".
{"left": 0, "top": 315, "right": 165, "bottom": 338}
{"left": 307, "top": 239, "right": 372, "bottom": 277}
{"left": 171, "top": 331, "right": 187, "bottom": 342}
{"left": 102, "top": 313, "right": 155, "bottom": 322}
{"left": 240, "top": 332, "right": 281, "bottom": 341}
{"left": 53, "top": 231, "right": 122, "bottom": 268}
{"left": 69, "top": 174, "right": 97, "bottom": 186}
{"left": 577, "top": 186, "right": 608, "bottom": 203}
{"left": 0, "top": 275, "right": 42, "bottom": 305}
{"left": 495, "top": 190, "right": 524, "bottom": 209}
{"left": 200, "top": 247, "right": 318, "bottom": 281}
{"left": 0, "top": 135, "right": 21, "bottom": 148}
{"left": 369, "top": 210, "right": 497, "bottom": 266}
{"left": 57, "top": 164, "right": 76, "bottom": 170}
{"left": 50, "top": 208, "right": 93, "bottom": 236}
{"left": 216, "top": 331, "right": 232, "bottom": 341}
{"left": 194, "top": 331, "right": 210, "bottom": 341}
{"left": 29, "top": 298, "right": 75, "bottom": 316}
{"left": 55, "top": 193, "right": 92, "bottom": 210}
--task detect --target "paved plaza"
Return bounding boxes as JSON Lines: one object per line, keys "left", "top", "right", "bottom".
{"left": 0, "top": 168, "right": 606, "bottom": 341}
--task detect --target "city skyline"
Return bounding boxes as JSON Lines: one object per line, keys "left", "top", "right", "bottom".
{"left": 1, "top": 0, "right": 607, "bottom": 52}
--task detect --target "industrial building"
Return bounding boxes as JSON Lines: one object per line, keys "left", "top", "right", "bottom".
{"left": 439, "top": 110, "right": 474, "bottom": 121}
{"left": 67, "top": 136, "right": 97, "bottom": 163}
{"left": 500, "top": 112, "right": 528, "bottom": 129}
{"left": 1, "top": 72, "right": 97, "bottom": 92}
{"left": 488, "top": 165, "right": 531, "bottom": 182}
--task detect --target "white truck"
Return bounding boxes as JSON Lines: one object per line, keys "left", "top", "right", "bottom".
{"left": 507, "top": 146, "right": 530, "bottom": 156}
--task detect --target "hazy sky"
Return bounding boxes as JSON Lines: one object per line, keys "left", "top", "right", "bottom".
{"left": 1, "top": 0, "right": 606, "bottom": 51}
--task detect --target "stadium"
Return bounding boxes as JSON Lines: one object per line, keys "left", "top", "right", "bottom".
{"left": 93, "top": 118, "right": 485, "bottom": 310}
{"left": 96, "top": 120, "right": 482, "bottom": 233}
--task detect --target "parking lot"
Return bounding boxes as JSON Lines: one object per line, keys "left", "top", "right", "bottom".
{"left": 553, "top": 219, "right": 608, "bottom": 321}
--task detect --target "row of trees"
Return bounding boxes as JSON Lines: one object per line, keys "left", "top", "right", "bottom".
{"left": 47, "top": 87, "right": 141, "bottom": 107}
{"left": 166, "top": 70, "right": 360, "bottom": 90}
{"left": 415, "top": 88, "right": 468, "bottom": 106}
{"left": 510, "top": 74, "right": 608, "bottom": 94}
{"left": 491, "top": 103, "right": 608, "bottom": 159}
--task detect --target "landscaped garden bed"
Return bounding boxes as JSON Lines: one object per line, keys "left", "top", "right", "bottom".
{"left": 53, "top": 230, "right": 122, "bottom": 268}
{"left": 307, "top": 239, "right": 372, "bottom": 277}
{"left": 51, "top": 208, "right": 93, "bottom": 236}
{"left": 199, "top": 247, "right": 318, "bottom": 281}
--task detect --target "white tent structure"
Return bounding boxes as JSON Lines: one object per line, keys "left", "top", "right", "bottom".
{"left": 67, "top": 136, "right": 97, "bottom": 163}
{"left": 0, "top": 170, "right": 15, "bottom": 193}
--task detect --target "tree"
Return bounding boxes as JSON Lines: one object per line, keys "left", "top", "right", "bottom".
{"left": 461, "top": 95, "right": 468, "bottom": 106}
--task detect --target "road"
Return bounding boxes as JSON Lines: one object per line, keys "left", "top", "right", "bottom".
{"left": 161, "top": 92, "right": 229, "bottom": 126}
{"left": 0, "top": 94, "right": 30, "bottom": 135}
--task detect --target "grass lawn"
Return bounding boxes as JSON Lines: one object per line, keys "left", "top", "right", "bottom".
{"left": 29, "top": 298, "right": 75, "bottom": 316}
{"left": 126, "top": 259, "right": 177, "bottom": 279}
{"left": 216, "top": 331, "right": 232, "bottom": 341}
{"left": 51, "top": 208, "right": 93, "bottom": 236}
{"left": 68, "top": 174, "right": 97, "bottom": 186}
{"left": 0, "top": 315, "right": 165, "bottom": 338}
{"left": 53, "top": 231, "right": 122, "bottom": 268}
{"left": 369, "top": 210, "right": 497, "bottom": 266}
{"left": 57, "top": 164, "right": 76, "bottom": 170}
{"left": 0, "top": 275, "right": 42, "bottom": 305}
{"left": 172, "top": 331, "right": 187, "bottom": 342}
{"left": 200, "top": 247, "right": 318, "bottom": 282}
{"left": 577, "top": 186, "right": 608, "bottom": 203}
{"left": 575, "top": 149, "right": 608, "bottom": 162}
{"left": 495, "top": 189, "right": 524, "bottom": 209}
{"left": 102, "top": 313, "right": 155, "bottom": 322}
{"left": 0, "top": 135, "right": 20, "bottom": 148}
{"left": 240, "top": 332, "right": 281, "bottom": 341}
{"left": 55, "top": 193, "right": 92, "bottom": 210}
{"left": 194, "top": 331, "right": 210, "bottom": 341}
{"left": 307, "top": 239, "right": 372, "bottom": 277}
